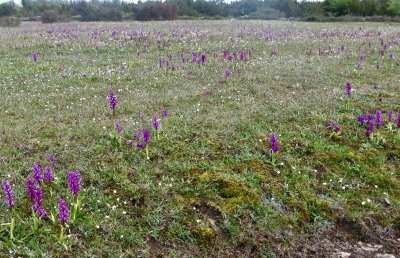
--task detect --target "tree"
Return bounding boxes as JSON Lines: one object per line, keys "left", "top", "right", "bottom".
{"left": 274, "top": 0, "right": 300, "bottom": 17}
{"left": 387, "top": 0, "right": 400, "bottom": 15}
{"left": 0, "top": 3, "right": 17, "bottom": 17}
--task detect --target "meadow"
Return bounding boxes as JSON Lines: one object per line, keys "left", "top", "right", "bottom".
{"left": 0, "top": 20, "right": 399, "bottom": 257}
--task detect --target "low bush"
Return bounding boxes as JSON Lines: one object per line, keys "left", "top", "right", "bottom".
{"left": 0, "top": 16, "right": 20, "bottom": 27}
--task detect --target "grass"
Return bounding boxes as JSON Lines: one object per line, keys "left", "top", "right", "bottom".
{"left": 0, "top": 20, "right": 399, "bottom": 256}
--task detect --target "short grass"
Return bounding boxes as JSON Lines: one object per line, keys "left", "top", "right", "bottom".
{"left": 0, "top": 20, "right": 399, "bottom": 256}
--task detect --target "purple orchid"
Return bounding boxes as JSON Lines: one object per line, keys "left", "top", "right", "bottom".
{"left": 2, "top": 180, "right": 14, "bottom": 209}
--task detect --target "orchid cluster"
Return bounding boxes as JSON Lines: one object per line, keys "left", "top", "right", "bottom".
{"left": 133, "top": 129, "right": 151, "bottom": 159}
{"left": 133, "top": 109, "right": 169, "bottom": 160}
{"left": 357, "top": 109, "right": 399, "bottom": 142}
{"left": 325, "top": 121, "right": 342, "bottom": 139}
{"left": 270, "top": 49, "right": 278, "bottom": 57}
{"left": 159, "top": 57, "right": 170, "bottom": 68}
{"left": 2, "top": 154, "right": 82, "bottom": 243}
{"left": 190, "top": 52, "right": 207, "bottom": 65}
{"left": 222, "top": 49, "right": 250, "bottom": 62}
{"left": 106, "top": 88, "right": 170, "bottom": 161}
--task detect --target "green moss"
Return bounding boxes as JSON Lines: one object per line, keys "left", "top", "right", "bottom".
{"left": 192, "top": 226, "right": 215, "bottom": 241}
{"left": 198, "top": 172, "right": 213, "bottom": 183}
{"left": 194, "top": 171, "right": 260, "bottom": 213}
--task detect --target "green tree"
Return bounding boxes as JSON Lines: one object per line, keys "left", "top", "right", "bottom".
{"left": 0, "top": 3, "right": 17, "bottom": 17}
{"left": 387, "top": 0, "right": 400, "bottom": 15}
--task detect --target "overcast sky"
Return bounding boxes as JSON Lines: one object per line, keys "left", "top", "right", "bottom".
{"left": 1, "top": 0, "right": 321, "bottom": 5}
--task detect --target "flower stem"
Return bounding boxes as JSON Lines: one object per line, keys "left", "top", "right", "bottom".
{"left": 10, "top": 216, "right": 14, "bottom": 241}
{"left": 32, "top": 208, "right": 38, "bottom": 231}
{"left": 73, "top": 198, "right": 78, "bottom": 221}
{"left": 271, "top": 151, "right": 276, "bottom": 167}
{"left": 345, "top": 98, "right": 350, "bottom": 110}
{"left": 60, "top": 224, "right": 64, "bottom": 241}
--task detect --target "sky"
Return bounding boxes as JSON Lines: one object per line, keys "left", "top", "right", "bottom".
{"left": 1, "top": 0, "right": 321, "bottom": 5}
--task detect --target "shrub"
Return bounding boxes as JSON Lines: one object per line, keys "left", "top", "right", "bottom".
{"left": 243, "top": 7, "right": 283, "bottom": 20}
{"left": 42, "top": 9, "right": 59, "bottom": 23}
{"left": 134, "top": 2, "right": 179, "bottom": 21}
{"left": 0, "top": 16, "right": 20, "bottom": 27}
{"left": 0, "top": 3, "right": 17, "bottom": 17}
{"left": 306, "top": 16, "right": 319, "bottom": 22}
{"left": 73, "top": 2, "right": 123, "bottom": 22}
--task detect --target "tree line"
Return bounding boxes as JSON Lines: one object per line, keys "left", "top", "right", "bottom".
{"left": 0, "top": 0, "right": 399, "bottom": 23}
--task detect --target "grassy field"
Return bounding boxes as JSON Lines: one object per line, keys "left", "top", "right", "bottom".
{"left": 0, "top": 20, "right": 399, "bottom": 256}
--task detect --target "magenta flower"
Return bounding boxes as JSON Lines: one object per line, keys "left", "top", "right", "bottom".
{"left": 375, "top": 109, "right": 384, "bottom": 126}
{"left": 58, "top": 198, "right": 69, "bottom": 224}
{"left": 240, "top": 51, "right": 246, "bottom": 61}
{"left": 345, "top": 81, "right": 352, "bottom": 96}
{"left": 134, "top": 129, "right": 151, "bottom": 150}
{"left": 397, "top": 112, "right": 400, "bottom": 128}
{"left": 144, "top": 129, "right": 151, "bottom": 144}
{"left": 152, "top": 115, "right": 160, "bottom": 130}
{"left": 26, "top": 176, "right": 36, "bottom": 201}
{"left": 34, "top": 186, "right": 43, "bottom": 207}
{"left": 49, "top": 154, "right": 56, "bottom": 167}
{"left": 357, "top": 115, "right": 366, "bottom": 124}
{"left": 32, "top": 185, "right": 47, "bottom": 217}
{"left": 368, "top": 120, "right": 375, "bottom": 132}
{"left": 33, "top": 161, "right": 43, "bottom": 184}
{"left": 2, "top": 180, "right": 14, "bottom": 209}
{"left": 225, "top": 68, "right": 231, "bottom": 78}
{"left": 366, "top": 114, "right": 375, "bottom": 122}
{"left": 109, "top": 88, "right": 117, "bottom": 115}
{"left": 200, "top": 54, "right": 206, "bottom": 65}
{"left": 192, "top": 53, "right": 197, "bottom": 62}
{"left": 67, "top": 171, "right": 81, "bottom": 199}
{"left": 270, "top": 133, "right": 279, "bottom": 153}
{"left": 115, "top": 121, "right": 122, "bottom": 135}
{"left": 326, "top": 121, "right": 341, "bottom": 132}
{"left": 45, "top": 167, "right": 53, "bottom": 183}
{"left": 162, "top": 108, "right": 169, "bottom": 118}
{"left": 388, "top": 111, "right": 393, "bottom": 121}
{"left": 37, "top": 207, "right": 48, "bottom": 217}
{"left": 33, "top": 52, "right": 37, "bottom": 63}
